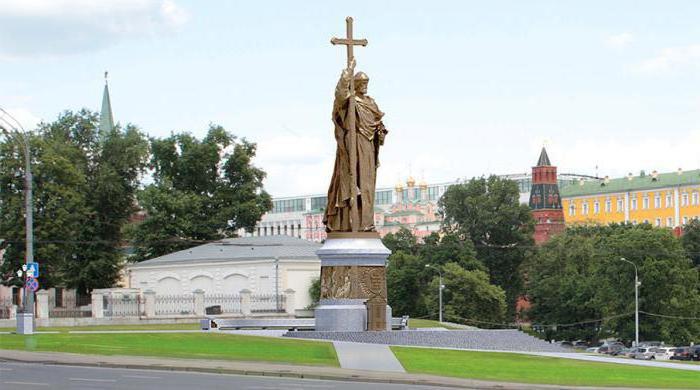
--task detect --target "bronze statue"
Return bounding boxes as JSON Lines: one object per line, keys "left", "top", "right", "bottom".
{"left": 324, "top": 17, "right": 388, "bottom": 232}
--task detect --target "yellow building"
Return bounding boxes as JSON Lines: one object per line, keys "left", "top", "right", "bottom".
{"left": 561, "top": 169, "right": 700, "bottom": 228}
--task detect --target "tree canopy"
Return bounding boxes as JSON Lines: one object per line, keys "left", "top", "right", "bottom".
{"left": 0, "top": 110, "right": 149, "bottom": 292}
{"left": 438, "top": 175, "right": 534, "bottom": 314}
{"left": 128, "top": 126, "right": 272, "bottom": 261}
{"left": 526, "top": 224, "right": 700, "bottom": 344}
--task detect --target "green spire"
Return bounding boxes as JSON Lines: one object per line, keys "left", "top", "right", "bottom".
{"left": 99, "top": 71, "right": 114, "bottom": 137}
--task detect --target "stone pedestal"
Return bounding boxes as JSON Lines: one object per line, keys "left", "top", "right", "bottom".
{"left": 314, "top": 232, "right": 391, "bottom": 331}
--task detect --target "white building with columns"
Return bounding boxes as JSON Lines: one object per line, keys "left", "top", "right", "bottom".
{"left": 126, "top": 236, "right": 321, "bottom": 311}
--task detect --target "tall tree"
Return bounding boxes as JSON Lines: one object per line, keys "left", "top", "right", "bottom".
{"left": 129, "top": 126, "right": 272, "bottom": 260}
{"left": 682, "top": 219, "right": 700, "bottom": 268}
{"left": 438, "top": 175, "right": 534, "bottom": 315}
{"left": 0, "top": 110, "right": 149, "bottom": 292}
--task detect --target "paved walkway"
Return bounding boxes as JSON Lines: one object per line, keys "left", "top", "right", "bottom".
{"left": 333, "top": 341, "right": 405, "bottom": 372}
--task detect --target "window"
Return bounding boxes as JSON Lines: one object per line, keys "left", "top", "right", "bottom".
{"left": 667, "top": 217, "right": 673, "bottom": 227}
{"left": 617, "top": 199, "right": 624, "bottom": 212}
{"left": 655, "top": 218, "right": 661, "bottom": 227}
{"left": 375, "top": 190, "right": 393, "bottom": 205}
{"left": 569, "top": 204, "right": 576, "bottom": 216}
{"left": 582, "top": 202, "right": 589, "bottom": 215}
{"left": 665, "top": 194, "right": 672, "bottom": 208}
{"left": 642, "top": 197, "right": 649, "bottom": 209}
{"left": 310, "top": 196, "right": 327, "bottom": 211}
{"left": 693, "top": 192, "right": 699, "bottom": 205}
{"left": 682, "top": 193, "right": 689, "bottom": 207}
{"left": 683, "top": 217, "right": 689, "bottom": 225}
{"left": 593, "top": 201, "right": 600, "bottom": 214}
{"left": 272, "top": 198, "right": 306, "bottom": 213}
{"left": 631, "top": 198, "right": 637, "bottom": 211}
{"left": 605, "top": 199, "right": 612, "bottom": 213}
{"left": 653, "top": 194, "right": 661, "bottom": 208}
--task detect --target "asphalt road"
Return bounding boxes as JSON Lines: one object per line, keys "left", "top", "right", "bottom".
{"left": 0, "top": 362, "right": 448, "bottom": 390}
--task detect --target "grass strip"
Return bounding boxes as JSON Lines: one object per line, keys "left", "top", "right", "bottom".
{"left": 0, "top": 332, "right": 338, "bottom": 367}
{"left": 391, "top": 346, "right": 700, "bottom": 389}
{"left": 407, "top": 319, "right": 465, "bottom": 330}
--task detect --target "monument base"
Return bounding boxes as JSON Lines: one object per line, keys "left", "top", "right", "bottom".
{"left": 314, "top": 232, "right": 391, "bottom": 332}
{"left": 315, "top": 299, "right": 367, "bottom": 331}
{"left": 16, "top": 312, "right": 34, "bottom": 335}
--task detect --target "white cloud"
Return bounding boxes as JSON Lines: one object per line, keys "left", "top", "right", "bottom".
{"left": 0, "top": 107, "right": 42, "bottom": 131}
{"left": 0, "top": 0, "right": 189, "bottom": 58}
{"left": 605, "top": 32, "right": 634, "bottom": 48}
{"left": 554, "top": 129, "right": 700, "bottom": 179}
{"left": 634, "top": 44, "right": 700, "bottom": 74}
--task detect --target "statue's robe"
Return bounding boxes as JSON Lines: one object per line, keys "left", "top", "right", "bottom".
{"left": 324, "top": 69, "right": 387, "bottom": 232}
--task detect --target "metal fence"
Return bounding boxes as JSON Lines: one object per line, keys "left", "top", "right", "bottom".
{"left": 49, "top": 294, "right": 92, "bottom": 318}
{"left": 155, "top": 294, "right": 195, "bottom": 316}
{"left": 251, "top": 294, "right": 286, "bottom": 313}
{"left": 104, "top": 295, "right": 142, "bottom": 317}
{"left": 203, "top": 294, "right": 241, "bottom": 314}
{"left": 0, "top": 297, "right": 14, "bottom": 319}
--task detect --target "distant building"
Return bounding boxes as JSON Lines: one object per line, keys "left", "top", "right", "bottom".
{"left": 127, "top": 236, "right": 321, "bottom": 311}
{"left": 561, "top": 169, "right": 700, "bottom": 232}
{"left": 529, "top": 147, "right": 565, "bottom": 244}
{"left": 240, "top": 171, "right": 593, "bottom": 242}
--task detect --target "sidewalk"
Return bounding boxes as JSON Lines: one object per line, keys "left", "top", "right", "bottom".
{"left": 0, "top": 350, "right": 646, "bottom": 390}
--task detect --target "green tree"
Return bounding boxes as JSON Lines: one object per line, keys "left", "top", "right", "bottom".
{"left": 527, "top": 224, "right": 700, "bottom": 344}
{"left": 386, "top": 251, "right": 429, "bottom": 317}
{"left": 307, "top": 277, "right": 321, "bottom": 309}
{"left": 129, "top": 126, "right": 272, "bottom": 261}
{"left": 0, "top": 110, "right": 149, "bottom": 292}
{"left": 382, "top": 227, "right": 418, "bottom": 255}
{"left": 438, "top": 175, "right": 534, "bottom": 315}
{"left": 681, "top": 219, "right": 700, "bottom": 268}
{"left": 425, "top": 262, "right": 506, "bottom": 326}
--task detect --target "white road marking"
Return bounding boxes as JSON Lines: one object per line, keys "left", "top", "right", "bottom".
{"left": 122, "top": 374, "right": 161, "bottom": 379}
{"left": 69, "top": 377, "right": 117, "bottom": 383}
{"left": 4, "top": 381, "right": 50, "bottom": 386}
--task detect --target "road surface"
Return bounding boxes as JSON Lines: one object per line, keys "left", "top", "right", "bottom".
{"left": 0, "top": 361, "right": 447, "bottom": 390}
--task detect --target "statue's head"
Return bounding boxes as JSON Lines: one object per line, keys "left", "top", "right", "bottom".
{"left": 354, "top": 72, "right": 369, "bottom": 95}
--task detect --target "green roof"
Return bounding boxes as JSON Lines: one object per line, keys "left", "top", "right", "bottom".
{"left": 561, "top": 169, "right": 700, "bottom": 197}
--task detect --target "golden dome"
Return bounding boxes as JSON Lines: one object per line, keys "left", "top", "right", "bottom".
{"left": 395, "top": 181, "right": 404, "bottom": 191}
{"left": 406, "top": 176, "right": 416, "bottom": 187}
{"left": 419, "top": 179, "right": 428, "bottom": 189}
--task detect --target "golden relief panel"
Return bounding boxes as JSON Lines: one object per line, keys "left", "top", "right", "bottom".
{"left": 320, "top": 265, "right": 387, "bottom": 301}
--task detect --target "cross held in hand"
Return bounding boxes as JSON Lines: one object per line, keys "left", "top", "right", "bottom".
{"left": 330, "top": 17, "right": 368, "bottom": 69}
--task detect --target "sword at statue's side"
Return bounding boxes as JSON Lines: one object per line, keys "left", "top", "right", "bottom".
{"left": 331, "top": 16, "right": 367, "bottom": 232}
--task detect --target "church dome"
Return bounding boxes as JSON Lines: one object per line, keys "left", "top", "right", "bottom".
{"left": 406, "top": 176, "right": 416, "bottom": 187}
{"left": 419, "top": 179, "right": 428, "bottom": 189}
{"left": 395, "top": 181, "right": 404, "bottom": 191}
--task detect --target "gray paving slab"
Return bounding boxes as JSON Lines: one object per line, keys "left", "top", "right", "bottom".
{"left": 333, "top": 341, "right": 405, "bottom": 373}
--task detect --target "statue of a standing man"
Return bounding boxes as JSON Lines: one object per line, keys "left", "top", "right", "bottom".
{"left": 324, "top": 59, "right": 388, "bottom": 232}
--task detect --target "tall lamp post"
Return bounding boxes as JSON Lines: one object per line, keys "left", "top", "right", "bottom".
{"left": 617, "top": 257, "right": 640, "bottom": 347}
{"left": 425, "top": 264, "right": 444, "bottom": 323}
{"left": 0, "top": 108, "right": 35, "bottom": 335}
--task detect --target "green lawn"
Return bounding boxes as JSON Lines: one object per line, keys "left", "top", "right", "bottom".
{"left": 408, "top": 319, "right": 465, "bottom": 330}
{"left": 392, "top": 346, "right": 700, "bottom": 389}
{"left": 0, "top": 323, "right": 201, "bottom": 333}
{"left": 0, "top": 332, "right": 338, "bottom": 367}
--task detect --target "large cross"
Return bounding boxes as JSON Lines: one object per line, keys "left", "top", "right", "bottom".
{"left": 330, "top": 17, "right": 368, "bottom": 69}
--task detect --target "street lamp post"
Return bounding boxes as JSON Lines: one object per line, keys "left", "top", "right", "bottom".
{"left": 0, "top": 108, "right": 35, "bottom": 335}
{"left": 618, "top": 257, "right": 640, "bottom": 346}
{"left": 425, "top": 264, "right": 444, "bottom": 323}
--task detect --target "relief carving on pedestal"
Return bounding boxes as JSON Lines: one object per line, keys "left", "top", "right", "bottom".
{"left": 320, "top": 266, "right": 386, "bottom": 301}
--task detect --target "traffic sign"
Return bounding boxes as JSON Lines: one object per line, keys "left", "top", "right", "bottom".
{"left": 26, "top": 262, "right": 38, "bottom": 278}
{"left": 26, "top": 276, "right": 39, "bottom": 292}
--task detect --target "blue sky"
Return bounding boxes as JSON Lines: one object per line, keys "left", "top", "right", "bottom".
{"left": 2, "top": 1, "right": 700, "bottom": 196}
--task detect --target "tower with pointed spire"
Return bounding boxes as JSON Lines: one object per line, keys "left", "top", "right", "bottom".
{"left": 529, "top": 147, "right": 565, "bottom": 244}
{"left": 99, "top": 71, "right": 114, "bottom": 139}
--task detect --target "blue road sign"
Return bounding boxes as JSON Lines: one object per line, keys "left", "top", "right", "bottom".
{"left": 26, "top": 262, "right": 38, "bottom": 278}
{"left": 26, "top": 276, "right": 39, "bottom": 292}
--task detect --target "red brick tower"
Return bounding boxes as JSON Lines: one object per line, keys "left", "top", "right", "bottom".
{"left": 529, "top": 147, "right": 565, "bottom": 244}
